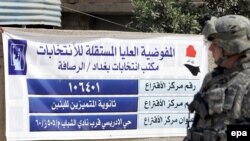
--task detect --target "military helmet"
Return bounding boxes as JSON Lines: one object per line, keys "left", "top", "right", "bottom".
{"left": 202, "top": 15, "right": 250, "bottom": 54}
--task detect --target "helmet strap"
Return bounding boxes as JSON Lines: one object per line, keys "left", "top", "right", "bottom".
{"left": 215, "top": 49, "right": 228, "bottom": 66}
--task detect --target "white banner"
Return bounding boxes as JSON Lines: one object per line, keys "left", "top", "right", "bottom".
{"left": 2, "top": 29, "right": 207, "bottom": 141}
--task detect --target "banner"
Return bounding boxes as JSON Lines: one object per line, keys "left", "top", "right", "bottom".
{"left": 2, "top": 29, "right": 208, "bottom": 141}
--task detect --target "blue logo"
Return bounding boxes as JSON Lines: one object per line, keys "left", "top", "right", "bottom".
{"left": 8, "top": 39, "right": 27, "bottom": 75}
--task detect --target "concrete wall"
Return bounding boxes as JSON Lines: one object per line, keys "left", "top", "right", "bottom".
{"left": 61, "top": 13, "right": 91, "bottom": 30}
{"left": 60, "top": 13, "right": 133, "bottom": 31}
{"left": 0, "top": 28, "right": 215, "bottom": 141}
{"left": 60, "top": 0, "right": 134, "bottom": 31}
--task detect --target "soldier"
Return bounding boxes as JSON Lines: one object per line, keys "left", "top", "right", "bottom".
{"left": 184, "top": 15, "right": 250, "bottom": 141}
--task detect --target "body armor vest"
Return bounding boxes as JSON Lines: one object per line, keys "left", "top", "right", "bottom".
{"left": 185, "top": 60, "right": 250, "bottom": 141}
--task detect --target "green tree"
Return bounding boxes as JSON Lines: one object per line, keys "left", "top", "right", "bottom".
{"left": 201, "top": 0, "right": 250, "bottom": 17}
{"left": 131, "top": 0, "right": 200, "bottom": 33}
{"left": 131, "top": 0, "right": 250, "bottom": 33}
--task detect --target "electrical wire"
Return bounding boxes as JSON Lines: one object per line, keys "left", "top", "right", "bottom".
{"left": 61, "top": 5, "right": 138, "bottom": 31}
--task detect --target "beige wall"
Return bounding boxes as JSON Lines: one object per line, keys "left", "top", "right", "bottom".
{"left": 0, "top": 28, "right": 215, "bottom": 141}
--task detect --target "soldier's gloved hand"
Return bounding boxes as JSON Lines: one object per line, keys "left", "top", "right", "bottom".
{"left": 188, "top": 93, "right": 200, "bottom": 113}
{"left": 188, "top": 100, "right": 195, "bottom": 113}
{"left": 190, "top": 93, "right": 209, "bottom": 119}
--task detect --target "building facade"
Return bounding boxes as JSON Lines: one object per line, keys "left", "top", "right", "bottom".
{"left": 61, "top": 0, "right": 134, "bottom": 31}
{"left": 60, "top": 0, "right": 203, "bottom": 31}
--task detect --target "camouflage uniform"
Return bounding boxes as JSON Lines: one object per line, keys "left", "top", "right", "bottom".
{"left": 185, "top": 15, "right": 250, "bottom": 141}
